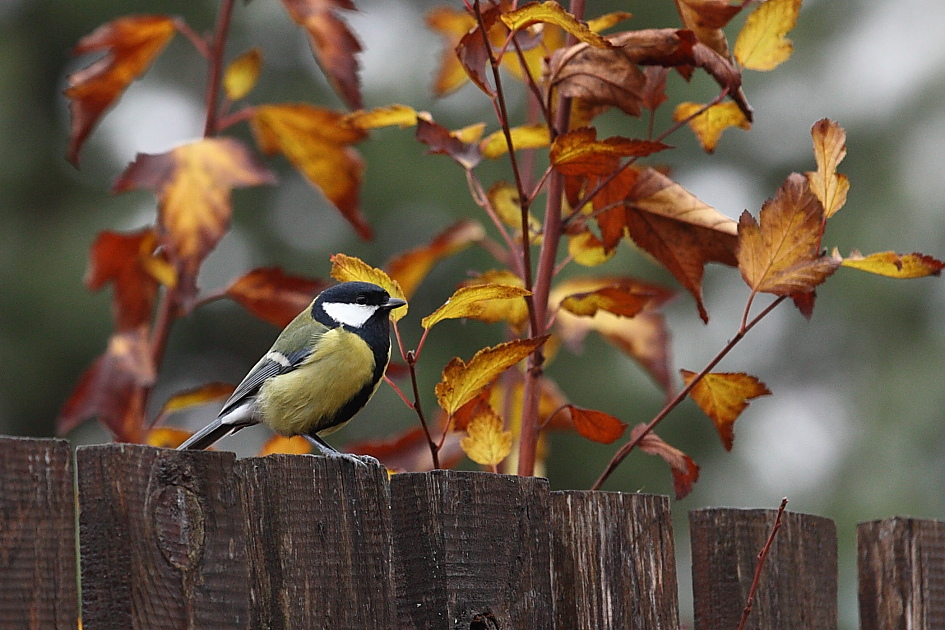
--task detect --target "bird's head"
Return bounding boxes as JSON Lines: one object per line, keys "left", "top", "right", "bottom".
{"left": 313, "top": 281, "right": 406, "bottom": 330}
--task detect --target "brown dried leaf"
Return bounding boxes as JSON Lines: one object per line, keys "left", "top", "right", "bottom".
{"left": 631, "top": 424, "right": 700, "bottom": 499}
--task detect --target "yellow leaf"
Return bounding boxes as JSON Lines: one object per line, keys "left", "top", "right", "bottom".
{"left": 386, "top": 219, "right": 485, "bottom": 299}
{"left": 460, "top": 406, "right": 513, "bottom": 467}
{"left": 734, "top": 0, "right": 801, "bottom": 71}
{"left": 838, "top": 249, "right": 945, "bottom": 279}
{"left": 159, "top": 382, "right": 235, "bottom": 416}
{"left": 568, "top": 231, "right": 614, "bottom": 267}
{"left": 345, "top": 104, "right": 419, "bottom": 130}
{"left": 586, "top": 11, "right": 633, "bottom": 33}
{"left": 501, "top": 1, "right": 613, "bottom": 48}
{"left": 330, "top": 253, "right": 408, "bottom": 320}
{"left": 487, "top": 181, "right": 542, "bottom": 244}
{"left": 480, "top": 124, "right": 551, "bottom": 159}
{"left": 805, "top": 118, "right": 849, "bottom": 218}
{"left": 223, "top": 47, "right": 262, "bottom": 101}
{"left": 674, "top": 101, "right": 751, "bottom": 152}
{"left": 426, "top": 6, "right": 477, "bottom": 96}
{"left": 738, "top": 174, "right": 841, "bottom": 295}
{"left": 422, "top": 284, "right": 532, "bottom": 329}
{"left": 435, "top": 337, "right": 548, "bottom": 415}
{"left": 681, "top": 370, "right": 771, "bottom": 450}
{"left": 251, "top": 104, "right": 370, "bottom": 238}
{"left": 460, "top": 270, "right": 531, "bottom": 331}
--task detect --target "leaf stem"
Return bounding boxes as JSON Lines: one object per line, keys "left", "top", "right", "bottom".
{"left": 405, "top": 349, "right": 440, "bottom": 469}
{"left": 202, "top": 0, "right": 235, "bottom": 137}
{"left": 591, "top": 295, "right": 787, "bottom": 490}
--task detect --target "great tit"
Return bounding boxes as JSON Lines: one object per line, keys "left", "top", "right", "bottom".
{"left": 177, "top": 281, "right": 406, "bottom": 463}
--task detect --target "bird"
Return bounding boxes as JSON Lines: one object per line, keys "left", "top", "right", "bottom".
{"left": 177, "top": 281, "right": 406, "bottom": 464}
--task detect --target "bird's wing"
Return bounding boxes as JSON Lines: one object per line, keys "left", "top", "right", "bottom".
{"left": 216, "top": 347, "right": 313, "bottom": 420}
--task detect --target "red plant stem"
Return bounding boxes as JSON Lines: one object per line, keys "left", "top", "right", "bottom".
{"left": 591, "top": 295, "right": 787, "bottom": 490}
{"left": 516, "top": 0, "right": 585, "bottom": 477}
{"left": 737, "top": 498, "right": 789, "bottom": 630}
{"left": 406, "top": 350, "right": 439, "bottom": 469}
{"left": 203, "top": 0, "right": 235, "bottom": 137}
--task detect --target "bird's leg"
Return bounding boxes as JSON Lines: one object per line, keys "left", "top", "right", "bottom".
{"left": 302, "top": 434, "right": 380, "bottom": 468}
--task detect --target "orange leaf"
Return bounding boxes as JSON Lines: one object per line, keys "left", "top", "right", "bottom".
{"left": 681, "top": 370, "right": 771, "bottom": 451}
{"left": 86, "top": 228, "right": 170, "bottom": 330}
{"left": 459, "top": 270, "right": 531, "bottom": 331}
{"left": 674, "top": 101, "right": 751, "bottom": 153}
{"left": 113, "top": 138, "right": 275, "bottom": 305}
{"left": 626, "top": 168, "right": 739, "bottom": 322}
{"left": 251, "top": 104, "right": 369, "bottom": 238}
{"left": 734, "top": 0, "right": 801, "bottom": 71}
{"left": 226, "top": 267, "right": 327, "bottom": 327}
{"left": 386, "top": 219, "right": 485, "bottom": 299}
{"left": 422, "top": 284, "right": 532, "bottom": 329}
{"left": 223, "top": 47, "right": 263, "bottom": 101}
{"left": 806, "top": 118, "right": 849, "bottom": 218}
{"left": 501, "top": 2, "right": 612, "bottom": 48}
{"left": 550, "top": 127, "right": 669, "bottom": 175}
{"left": 631, "top": 424, "right": 700, "bottom": 499}
{"left": 568, "top": 230, "right": 615, "bottom": 267}
{"left": 57, "top": 327, "right": 156, "bottom": 441}
{"left": 737, "top": 173, "right": 841, "bottom": 295}
{"left": 460, "top": 406, "right": 513, "bottom": 467}
{"left": 259, "top": 435, "right": 314, "bottom": 456}
{"left": 145, "top": 427, "right": 192, "bottom": 449}
{"left": 65, "top": 15, "right": 176, "bottom": 164}
{"left": 674, "top": 0, "right": 743, "bottom": 56}
{"left": 552, "top": 277, "right": 675, "bottom": 393}
{"left": 567, "top": 405, "right": 626, "bottom": 444}
{"left": 435, "top": 337, "right": 548, "bottom": 415}
{"left": 281, "top": 0, "right": 363, "bottom": 109}
{"left": 560, "top": 286, "right": 653, "bottom": 318}
{"left": 838, "top": 250, "right": 945, "bottom": 279}
{"left": 330, "top": 253, "right": 407, "bottom": 320}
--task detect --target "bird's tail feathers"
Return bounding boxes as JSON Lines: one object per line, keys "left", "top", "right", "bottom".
{"left": 177, "top": 419, "right": 235, "bottom": 450}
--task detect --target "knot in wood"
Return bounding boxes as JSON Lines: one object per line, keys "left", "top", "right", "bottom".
{"left": 151, "top": 484, "right": 206, "bottom": 572}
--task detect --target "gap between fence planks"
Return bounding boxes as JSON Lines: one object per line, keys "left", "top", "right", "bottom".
{"left": 2, "top": 436, "right": 945, "bottom": 629}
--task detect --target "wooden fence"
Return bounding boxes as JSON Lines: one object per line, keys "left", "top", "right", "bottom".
{"left": 1, "top": 435, "right": 944, "bottom": 629}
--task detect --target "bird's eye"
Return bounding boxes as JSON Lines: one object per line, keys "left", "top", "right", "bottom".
{"left": 356, "top": 296, "right": 368, "bottom": 305}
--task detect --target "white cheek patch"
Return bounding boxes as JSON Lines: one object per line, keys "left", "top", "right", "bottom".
{"left": 322, "top": 302, "right": 378, "bottom": 328}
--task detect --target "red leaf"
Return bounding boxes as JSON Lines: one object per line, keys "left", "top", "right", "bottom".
{"left": 567, "top": 405, "right": 627, "bottom": 444}
{"left": 225, "top": 267, "right": 328, "bottom": 327}
{"left": 631, "top": 424, "right": 700, "bottom": 499}
{"left": 281, "top": 0, "right": 363, "bottom": 109}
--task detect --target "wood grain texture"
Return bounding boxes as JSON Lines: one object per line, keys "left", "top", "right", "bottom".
{"left": 390, "top": 470, "right": 552, "bottom": 630}
{"left": 550, "top": 491, "right": 679, "bottom": 629}
{"left": 0, "top": 437, "right": 78, "bottom": 629}
{"left": 690, "top": 507, "right": 837, "bottom": 630}
{"left": 77, "top": 444, "right": 249, "bottom": 630}
{"left": 236, "top": 454, "right": 395, "bottom": 629}
{"left": 858, "top": 517, "right": 945, "bottom": 630}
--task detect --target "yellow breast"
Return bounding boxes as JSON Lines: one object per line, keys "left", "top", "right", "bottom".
{"left": 256, "top": 328, "right": 377, "bottom": 436}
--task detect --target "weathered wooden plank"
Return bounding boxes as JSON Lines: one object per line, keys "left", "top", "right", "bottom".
{"left": 390, "top": 470, "right": 552, "bottom": 630}
{"left": 236, "top": 454, "right": 395, "bottom": 629}
{"left": 690, "top": 507, "right": 837, "bottom": 630}
{"left": 858, "top": 517, "right": 945, "bottom": 630}
{"left": 550, "top": 491, "right": 679, "bottom": 629}
{"left": 0, "top": 437, "right": 78, "bottom": 629}
{"left": 76, "top": 444, "right": 249, "bottom": 629}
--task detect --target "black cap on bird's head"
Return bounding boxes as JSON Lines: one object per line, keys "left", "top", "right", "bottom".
{"left": 313, "top": 281, "right": 406, "bottom": 330}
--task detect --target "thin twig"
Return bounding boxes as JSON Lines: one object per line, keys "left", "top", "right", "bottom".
{"left": 406, "top": 349, "right": 439, "bottom": 469}
{"left": 591, "top": 295, "right": 787, "bottom": 490}
{"left": 736, "top": 497, "right": 789, "bottom": 630}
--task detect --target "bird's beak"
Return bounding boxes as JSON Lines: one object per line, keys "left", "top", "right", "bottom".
{"left": 383, "top": 297, "right": 407, "bottom": 310}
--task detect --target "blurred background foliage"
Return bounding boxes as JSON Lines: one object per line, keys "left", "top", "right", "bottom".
{"left": 1, "top": 0, "right": 943, "bottom": 626}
